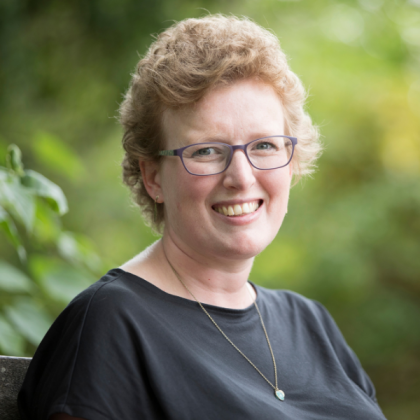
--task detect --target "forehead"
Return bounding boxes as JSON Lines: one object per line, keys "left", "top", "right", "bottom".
{"left": 161, "top": 79, "right": 285, "bottom": 147}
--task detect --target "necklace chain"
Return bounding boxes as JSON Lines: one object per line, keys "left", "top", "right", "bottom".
{"left": 164, "top": 255, "right": 281, "bottom": 395}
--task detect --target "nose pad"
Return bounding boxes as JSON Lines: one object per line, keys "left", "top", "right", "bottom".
{"left": 225, "top": 149, "right": 248, "bottom": 171}
{"left": 223, "top": 150, "right": 255, "bottom": 189}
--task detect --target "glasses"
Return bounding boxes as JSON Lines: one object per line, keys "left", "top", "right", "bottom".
{"left": 158, "top": 135, "right": 297, "bottom": 176}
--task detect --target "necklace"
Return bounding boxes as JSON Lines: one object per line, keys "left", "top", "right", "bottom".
{"left": 164, "top": 255, "right": 285, "bottom": 401}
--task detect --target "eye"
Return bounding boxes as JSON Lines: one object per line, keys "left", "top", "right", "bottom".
{"left": 192, "top": 147, "right": 215, "bottom": 156}
{"left": 254, "top": 142, "right": 276, "bottom": 150}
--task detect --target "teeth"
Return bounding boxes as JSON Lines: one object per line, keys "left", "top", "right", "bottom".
{"left": 233, "top": 204, "right": 242, "bottom": 215}
{"left": 215, "top": 201, "right": 260, "bottom": 216}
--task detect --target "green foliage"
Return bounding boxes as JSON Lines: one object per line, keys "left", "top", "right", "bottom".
{"left": 21, "top": 170, "right": 68, "bottom": 216}
{"left": 0, "top": 144, "right": 68, "bottom": 256}
{"left": 32, "top": 132, "right": 86, "bottom": 183}
{"left": 0, "top": 145, "right": 103, "bottom": 355}
{"left": 0, "top": 262, "right": 34, "bottom": 293}
{"left": 4, "top": 298, "right": 52, "bottom": 347}
{"left": 0, "top": 314, "right": 25, "bottom": 355}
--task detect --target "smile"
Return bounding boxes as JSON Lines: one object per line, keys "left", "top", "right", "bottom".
{"left": 213, "top": 200, "right": 261, "bottom": 216}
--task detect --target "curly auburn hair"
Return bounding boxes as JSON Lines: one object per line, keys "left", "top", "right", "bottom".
{"left": 119, "top": 14, "right": 321, "bottom": 232}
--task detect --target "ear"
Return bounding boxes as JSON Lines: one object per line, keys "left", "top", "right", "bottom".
{"left": 139, "top": 160, "right": 163, "bottom": 203}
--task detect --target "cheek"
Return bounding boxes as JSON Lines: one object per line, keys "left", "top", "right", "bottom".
{"left": 162, "top": 168, "right": 216, "bottom": 220}
{"left": 265, "top": 171, "right": 291, "bottom": 200}
{"left": 179, "top": 175, "right": 217, "bottom": 204}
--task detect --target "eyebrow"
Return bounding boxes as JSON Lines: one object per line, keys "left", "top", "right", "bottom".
{"left": 193, "top": 133, "right": 284, "bottom": 144}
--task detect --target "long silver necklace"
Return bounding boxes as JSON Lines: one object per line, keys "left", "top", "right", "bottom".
{"left": 164, "top": 255, "right": 285, "bottom": 401}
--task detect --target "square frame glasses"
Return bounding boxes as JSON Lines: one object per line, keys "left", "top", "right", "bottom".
{"left": 158, "top": 135, "right": 298, "bottom": 176}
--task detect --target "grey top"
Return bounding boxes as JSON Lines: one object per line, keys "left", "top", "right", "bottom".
{"left": 18, "top": 268, "right": 387, "bottom": 420}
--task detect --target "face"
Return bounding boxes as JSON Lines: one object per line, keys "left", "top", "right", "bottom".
{"left": 148, "top": 78, "right": 292, "bottom": 261}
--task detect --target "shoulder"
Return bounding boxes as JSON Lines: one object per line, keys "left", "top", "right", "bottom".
{"left": 37, "top": 269, "right": 153, "bottom": 352}
{"left": 26, "top": 269, "right": 155, "bottom": 380}
{"left": 257, "top": 286, "right": 378, "bottom": 400}
{"left": 62, "top": 268, "right": 148, "bottom": 318}
{"left": 68, "top": 268, "right": 135, "bottom": 302}
{"left": 256, "top": 286, "right": 348, "bottom": 348}
{"left": 256, "top": 285, "right": 328, "bottom": 320}
{"left": 18, "top": 270, "right": 163, "bottom": 419}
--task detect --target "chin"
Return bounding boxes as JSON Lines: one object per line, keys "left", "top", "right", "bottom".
{"left": 214, "top": 234, "right": 272, "bottom": 260}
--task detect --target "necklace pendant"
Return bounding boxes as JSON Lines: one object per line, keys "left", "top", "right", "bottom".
{"left": 275, "top": 389, "right": 285, "bottom": 401}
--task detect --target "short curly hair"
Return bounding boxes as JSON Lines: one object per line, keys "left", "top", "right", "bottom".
{"left": 119, "top": 14, "right": 321, "bottom": 232}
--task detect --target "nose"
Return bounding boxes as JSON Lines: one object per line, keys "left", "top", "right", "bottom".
{"left": 222, "top": 149, "right": 256, "bottom": 191}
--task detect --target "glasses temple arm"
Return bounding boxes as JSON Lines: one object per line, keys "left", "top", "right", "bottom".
{"left": 158, "top": 150, "right": 176, "bottom": 156}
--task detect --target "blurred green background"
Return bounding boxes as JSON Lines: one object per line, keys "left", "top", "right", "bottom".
{"left": 1, "top": 0, "right": 419, "bottom": 418}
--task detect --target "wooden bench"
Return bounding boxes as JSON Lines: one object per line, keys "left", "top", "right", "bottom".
{"left": 0, "top": 356, "right": 32, "bottom": 420}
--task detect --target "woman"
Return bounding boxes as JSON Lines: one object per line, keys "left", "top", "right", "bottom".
{"left": 19, "top": 15, "right": 387, "bottom": 420}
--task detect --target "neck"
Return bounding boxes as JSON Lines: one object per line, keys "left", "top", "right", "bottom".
{"left": 154, "top": 233, "right": 256, "bottom": 309}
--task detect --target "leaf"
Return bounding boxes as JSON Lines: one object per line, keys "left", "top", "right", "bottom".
{"left": 57, "top": 231, "right": 102, "bottom": 272}
{"left": 0, "top": 175, "right": 35, "bottom": 232}
{"left": 57, "top": 232, "right": 80, "bottom": 262}
{"left": 21, "top": 169, "right": 68, "bottom": 216}
{"left": 4, "top": 298, "right": 53, "bottom": 346}
{"left": 0, "top": 140, "right": 8, "bottom": 166}
{"left": 6, "top": 144, "right": 24, "bottom": 177}
{"left": 29, "top": 255, "right": 95, "bottom": 303}
{"left": 42, "top": 264, "right": 94, "bottom": 303}
{"left": 32, "top": 199, "right": 62, "bottom": 244}
{"left": 0, "top": 314, "right": 25, "bottom": 356}
{"left": 0, "top": 166, "right": 8, "bottom": 181}
{"left": 0, "top": 205, "right": 26, "bottom": 261}
{"left": 32, "top": 132, "right": 86, "bottom": 182}
{"left": 0, "top": 261, "right": 34, "bottom": 293}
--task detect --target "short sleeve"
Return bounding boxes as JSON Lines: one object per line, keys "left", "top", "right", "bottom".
{"left": 310, "top": 300, "right": 378, "bottom": 403}
{"left": 18, "top": 274, "right": 165, "bottom": 420}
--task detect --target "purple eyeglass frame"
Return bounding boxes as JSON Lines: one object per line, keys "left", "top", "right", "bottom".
{"left": 158, "top": 135, "right": 298, "bottom": 176}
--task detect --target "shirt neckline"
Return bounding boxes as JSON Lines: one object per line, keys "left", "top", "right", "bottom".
{"left": 110, "top": 267, "right": 262, "bottom": 317}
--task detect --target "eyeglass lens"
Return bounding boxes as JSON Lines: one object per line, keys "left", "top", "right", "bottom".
{"left": 182, "top": 136, "right": 293, "bottom": 175}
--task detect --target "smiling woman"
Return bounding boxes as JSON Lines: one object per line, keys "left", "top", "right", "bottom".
{"left": 142, "top": 79, "right": 293, "bottom": 263}
{"left": 18, "top": 14, "right": 387, "bottom": 420}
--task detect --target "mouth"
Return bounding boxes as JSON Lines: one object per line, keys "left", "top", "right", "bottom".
{"left": 212, "top": 200, "right": 262, "bottom": 217}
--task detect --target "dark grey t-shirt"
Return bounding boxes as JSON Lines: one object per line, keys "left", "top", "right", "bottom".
{"left": 19, "top": 268, "right": 386, "bottom": 420}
